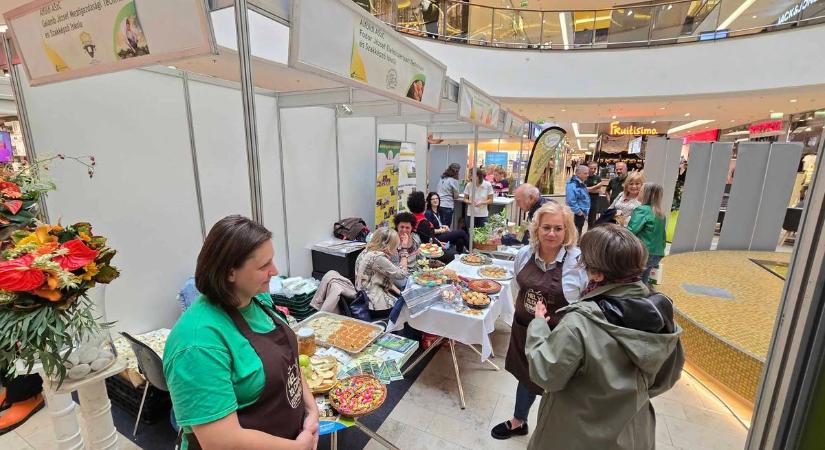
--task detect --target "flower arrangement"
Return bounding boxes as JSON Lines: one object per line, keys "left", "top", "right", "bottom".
{"left": 0, "top": 222, "right": 119, "bottom": 383}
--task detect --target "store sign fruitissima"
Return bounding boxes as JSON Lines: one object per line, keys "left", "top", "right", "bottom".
{"left": 289, "top": 0, "right": 446, "bottom": 112}
{"left": 776, "top": 0, "right": 819, "bottom": 24}
{"left": 4, "top": 0, "right": 215, "bottom": 86}
{"left": 749, "top": 120, "right": 784, "bottom": 135}
{"left": 609, "top": 122, "right": 660, "bottom": 136}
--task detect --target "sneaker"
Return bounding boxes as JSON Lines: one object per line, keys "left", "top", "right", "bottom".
{"left": 0, "top": 394, "right": 45, "bottom": 435}
{"left": 491, "top": 420, "right": 529, "bottom": 440}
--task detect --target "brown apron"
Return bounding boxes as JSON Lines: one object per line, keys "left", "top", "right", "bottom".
{"left": 184, "top": 299, "right": 305, "bottom": 449}
{"left": 505, "top": 251, "right": 567, "bottom": 395}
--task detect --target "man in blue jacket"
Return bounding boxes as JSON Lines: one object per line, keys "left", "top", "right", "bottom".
{"left": 566, "top": 165, "right": 591, "bottom": 237}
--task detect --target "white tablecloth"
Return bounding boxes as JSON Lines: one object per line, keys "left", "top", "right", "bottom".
{"left": 391, "top": 257, "right": 516, "bottom": 361}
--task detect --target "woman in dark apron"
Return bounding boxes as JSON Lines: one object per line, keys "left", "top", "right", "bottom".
{"left": 164, "top": 216, "right": 319, "bottom": 450}
{"left": 491, "top": 203, "right": 588, "bottom": 440}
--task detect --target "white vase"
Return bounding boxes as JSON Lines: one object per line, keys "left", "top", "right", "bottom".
{"left": 63, "top": 285, "right": 118, "bottom": 381}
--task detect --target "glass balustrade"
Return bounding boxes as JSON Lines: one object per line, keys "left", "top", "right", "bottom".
{"left": 350, "top": 0, "right": 825, "bottom": 50}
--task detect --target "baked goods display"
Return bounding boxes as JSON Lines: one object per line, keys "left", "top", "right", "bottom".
{"left": 301, "top": 314, "right": 382, "bottom": 353}
{"left": 413, "top": 271, "right": 447, "bottom": 287}
{"left": 301, "top": 355, "right": 338, "bottom": 393}
{"left": 460, "top": 253, "right": 492, "bottom": 266}
{"left": 419, "top": 243, "right": 444, "bottom": 258}
{"left": 417, "top": 258, "right": 446, "bottom": 273}
{"left": 441, "top": 287, "right": 457, "bottom": 301}
{"left": 329, "top": 375, "right": 387, "bottom": 417}
{"left": 462, "top": 291, "right": 491, "bottom": 309}
{"left": 478, "top": 265, "right": 513, "bottom": 280}
{"left": 442, "top": 268, "right": 460, "bottom": 282}
{"left": 467, "top": 279, "right": 502, "bottom": 294}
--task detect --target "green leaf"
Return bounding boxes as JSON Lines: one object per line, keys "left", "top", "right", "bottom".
{"left": 95, "top": 265, "right": 120, "bottom": 284}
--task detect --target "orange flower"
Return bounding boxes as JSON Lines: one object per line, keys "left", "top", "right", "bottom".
{"left": 35, "top": 241, "right": 59, "bottom": 256}
{"left": 78, "top": 231, "right": 91, "bottom": 243}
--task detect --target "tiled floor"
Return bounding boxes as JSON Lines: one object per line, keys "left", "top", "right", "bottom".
{"left": 0, "top": 405, "right": 142, "bottom": 450}
{"left": 365, "top": 321, "right": 749, "bottom": 450}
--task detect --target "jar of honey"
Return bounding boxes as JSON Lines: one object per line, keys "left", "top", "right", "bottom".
{"left": 297, "top": 327, "right": 316, "bottom": 356}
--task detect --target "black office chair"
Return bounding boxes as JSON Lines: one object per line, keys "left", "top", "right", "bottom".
{"left": 121, "top": 332, "right": 169, "bottom": 436}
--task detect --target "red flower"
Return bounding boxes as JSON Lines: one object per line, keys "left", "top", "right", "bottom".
{"left": 4, "top": 200, "right": 22, "bottom": 215}
{"left": 54, "top": 239, "right": 98, "bottom": 271}
{"left": 0, "top": 181, "right": 21, "bottom": 199}
{"left": 0, "top": 255, "right": 45, "bottom": 291}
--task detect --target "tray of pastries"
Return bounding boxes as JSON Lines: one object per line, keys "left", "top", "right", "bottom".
{"left": 417, "top": 258, "right": 446, "bottom": 273}
{"left": 419, "top": 243, "right": 444, "bottom": 258}
{"left": 301, "top": 355, "right": 339, "bottom": 394}
{"left": 329, "top": 375, "right": 387, "bottom": 417}
{"left": 462, "top": 291, "right": 492, "bottom": 309}
{"left": 460, "top": 253, "right": 493, "bottom": 266}
{"left": 478, "top": 265, "right": 513, "bottom": 280}
{"left": 296, "top": 312, "right": 383, "bottom": 354}
{"left": 413, "top": 271, "right": 447, "bottom": 287}
{"left": 467, "top": 279, "right": 502, "bottom": 294}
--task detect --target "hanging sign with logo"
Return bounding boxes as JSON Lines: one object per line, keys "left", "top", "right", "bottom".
{"left": 290, "top": 0, "right": 446, "bottom": 112}
{"left": 749, "top": 120, "right": 784, "bottom": 136}
{"left": 504, "top": 111, "right": 526, "bottom": 138}
{"left": 458, "top": 78, "right": 502, "bottom": 131}
{"left": 4, "top": 0, "right": 215, "bottom": 86}
{"left": 609, "top": 122, "right": 660, "bottom": 136}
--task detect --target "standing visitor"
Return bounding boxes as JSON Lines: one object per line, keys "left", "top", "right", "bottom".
{"left": 585, "top": 162, "right": 607, "bottom": 229}
{"left": 512, "top": 183, "right": 547, "bottom": 245}
{"left": 610, "top": 171, "right": 645, "bottom": 226}
{"left": 566, "top": 165, "right": 590, "bottom": 237}
{"left": 436, "top": 163, "right": 461, "bottom": 228}
{"left": 629, "top": 183, "right": 667, "bottom": 284}
{"left": 525, "top": 224, "right": 684, "bottom": 450}
{"left": 607, "top": 161, "right": 628, "bottom": 203}
{"left": 490, "top": 203, "right": 587, "bottom": 440}
{"left": 463, "top": 168, "right": 494, "bottom": 228}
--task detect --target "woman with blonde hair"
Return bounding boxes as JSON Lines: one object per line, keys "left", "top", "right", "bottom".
{"left": 629, "top": 182, "right": 667, "bottom": 284}
{"left": 354, "top": 227, "right": 408, "bottom": 319}
{"left": 610, "top": 171, "right": 645, "bottom": 226}
{"left": 491, "top": 201, "right": 588, "bottom": 441}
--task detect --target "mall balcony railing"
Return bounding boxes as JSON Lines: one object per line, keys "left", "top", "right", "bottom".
{"left": 352, "top": 0, "right": 825, "bottom": 50}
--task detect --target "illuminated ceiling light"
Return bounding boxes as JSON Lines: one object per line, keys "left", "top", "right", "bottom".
{"left": 651, "top": 120, "right": 657, "bottom": 124}
{"left": 627, "top": 9, "right": 633, "bottom": 15}
{"left": 660, "top": 107, "right": 666, "bottom": 110}
{"left": 667, "top": 4, "right": 672, "bottom": 10}
{"left": 718, "top": 0, "right": 758, "bottom": 30}
{"left": 790, "top": 99, "right": 798, "bottom": 103}
{"left": 561, "top": 109, "right": 567, "bottom": 112}
{"left": 770, "top": 112, "right": 784, "bottom": 119}
{"left": 572, "top": 122, "right": 597, "bottom": 138}
{"left": 577, "top": 139, "right": 583, "bottom": 150}
{"left": 752, "top": 15, "right": 758, "bottom": 18}
{"left": 668, "top": 120, "right": 715, "bottom": 134}
{"left": 559, "top": 13, "right": 570, "bottom": 50}
{"left": 806, "top": 127, "right": 813, "bottom": 131}
{"left": 684, "top": 112, "right": 691, "bottom": 117}
{"left": 612, "top": 115, "right": 617, "bottom": 119}
{"left": 0, "top": 26, "right": 7, "bottom": 33}
{"left": 730, "top": 119, "right": 735, "bottom": 122}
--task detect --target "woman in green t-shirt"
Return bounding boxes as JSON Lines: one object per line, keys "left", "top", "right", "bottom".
{"left": 164, "top": 216, "right": 319, "bottom": 450}
{"left": 628, "top": 183, "right": 667, "bottom": 284}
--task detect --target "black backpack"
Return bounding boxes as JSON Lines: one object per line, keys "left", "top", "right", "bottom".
{"left": 333, "top": 217, "right": 369, "bottom": 242}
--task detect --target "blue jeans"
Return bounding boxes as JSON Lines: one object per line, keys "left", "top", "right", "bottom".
{"left": 439, "top": 208, "right": 454, "bottom": 229}
{"left": 513, "top": 382, "right": 537, "bottom": 422}
{"left": 642, "top": 255, "right": 663, "bottom": 284}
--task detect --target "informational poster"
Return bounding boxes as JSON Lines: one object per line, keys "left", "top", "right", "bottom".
{"left": 485, "top": 151, "right": 508, "bottom": 168}
{"left": 457, "top": 78, "right": 501, "bottom": 131}
{"left": 4, "top": 0, "right": 215, "bottom": 86}
{"left": 526, "top": 127, "right": 567, "bottom": 194}
{"left": 397, "top": 143, "right": 417, "bottom": 212}
{"left": 290, "top": 0, "right": 446, "bottom": 112}
{"left": 375, "top": 140, "right": 401, "bottom": 229}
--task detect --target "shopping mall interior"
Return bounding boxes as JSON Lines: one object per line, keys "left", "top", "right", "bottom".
{"left": 0, "top": 0, "right": 823, "bottom": 449}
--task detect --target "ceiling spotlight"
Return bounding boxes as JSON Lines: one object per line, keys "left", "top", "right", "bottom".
{"left": 561, "top": 109, "right": 567, "bottom": 112}
{"left": 684, "top": 112, "right": 691, "bottom": 117}
{"left": 790, "top": 99, "right": 798, "bottom": 103}
{"left": 752, "top": 15, "right": 757, "bottom": 18}
{"left": 0, "top": 25, "right": 7, "bottom": 33}
{"left": 651, "top": 120, "right": 657, "bottom": 124}
{"left": 627, "top": 9, "right": 633, "bottom": 15}
{"left": 730, "top": 119, "right": 735, "bottom": 122}
{"left": 336, "top": 104, "right": 353, "bottom": 116}
{"left": 612, "top": 115, "right": 617, "bottom": 119}
{"left": 667, "top": 4, "right": 673, "bottom": 9}
{"left": 660, "top": 107, "right": 666, "bottom": 110}
{"left": 806, "top": 127, "right": 813, "bottom": 132}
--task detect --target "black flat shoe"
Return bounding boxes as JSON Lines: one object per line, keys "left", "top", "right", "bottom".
{"left": 491, "top": 420, "right": 529, "bottom": 440}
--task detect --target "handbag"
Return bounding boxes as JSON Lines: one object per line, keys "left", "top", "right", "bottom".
{"left": 344, "top": 290, "right": 372, "bottom": 322}
{"left": 594, "top": 208, "right": 619, "bottom": 226}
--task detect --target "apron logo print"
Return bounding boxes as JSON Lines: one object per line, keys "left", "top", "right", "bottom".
{"left": 524, "top": 289, "right": 545, "bottom": 315}
{"left": 286, "top": 362, "right": 302, "bottom": 409}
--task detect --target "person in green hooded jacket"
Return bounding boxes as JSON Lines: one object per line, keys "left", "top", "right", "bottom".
{"left": 526, "top": 224, "right": 684, "bottom": 450}
{"left": 628, "top": 182, "right": 667, "bottom": 284}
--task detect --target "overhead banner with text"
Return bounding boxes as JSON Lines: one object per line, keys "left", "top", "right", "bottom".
{"left": 457, "top": 78, "right": 501, "bottom": 131}
{"left": 4, "top": 0, "right": 215, "bottom": 86}
{"left": 289, "top": 0, "right": 446, "bottom": 112}
{"left": 504, "top": 111, "right": 526, "bottom": 138}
